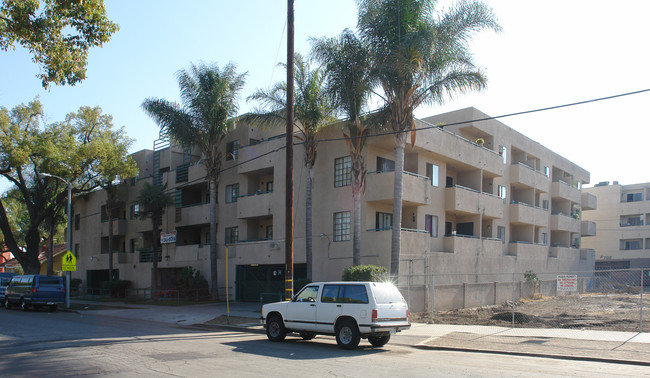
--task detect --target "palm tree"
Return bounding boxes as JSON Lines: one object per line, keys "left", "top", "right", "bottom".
{"left": 142, "top": 62, "right": 246, "bottom": 300}
{"left": 357, "top": 0, "right": 501, "bottom": 276}
{"left": 248, "top": 53, "right": 336, "bottom": 281}
{"left": 137, "top": 182, "right": 174, "bottom": 298}
{"left": 311, "top": 29, "right": 375, "bottom": 266}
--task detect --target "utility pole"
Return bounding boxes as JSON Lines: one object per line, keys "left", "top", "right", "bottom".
{"left": 284, "top": 0, "right": 294, "bottom": 301}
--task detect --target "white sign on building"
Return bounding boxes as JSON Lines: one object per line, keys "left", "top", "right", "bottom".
{"left": 161, "top": 231, "right": 177, "bottom": 244}
{"left": 557, "top": 275, "right": 578, "bottom": 291}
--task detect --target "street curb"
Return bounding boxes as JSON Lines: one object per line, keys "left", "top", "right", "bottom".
{"left": 408, "top": 343, "right": 650, "bottom": 367}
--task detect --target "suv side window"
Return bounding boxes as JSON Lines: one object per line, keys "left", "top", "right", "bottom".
{"left": 321, "top": 285, "right": 341, "bottom": 303}
{"left": 294, "top": 285, "right": 319, "bottom": 302}
{"left": 342, "top": 285, "right": 369, "bottom": 304}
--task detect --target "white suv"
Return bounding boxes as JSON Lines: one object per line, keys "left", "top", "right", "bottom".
{"left": 261, "top": 281, "right": 410, "bottom": 349}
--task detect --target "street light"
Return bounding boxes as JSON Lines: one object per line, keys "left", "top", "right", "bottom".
{"left": 41, "top": 173, "right": 72, "bottom": 309}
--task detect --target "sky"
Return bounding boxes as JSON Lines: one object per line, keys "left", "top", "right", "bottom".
{"left": 2, "top": 0, "right": 650, "bottom": 191}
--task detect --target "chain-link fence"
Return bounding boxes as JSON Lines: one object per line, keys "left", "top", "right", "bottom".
{"left": 396, "top": 268, "right": 649, "bottom": 333}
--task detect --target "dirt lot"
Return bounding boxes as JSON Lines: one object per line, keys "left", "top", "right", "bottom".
{"left": 412, "top": 293, "right": 650, "bottom": 332}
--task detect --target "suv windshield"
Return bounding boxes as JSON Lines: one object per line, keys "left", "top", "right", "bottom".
{"left": 371, "top": 283, "right": 405, "bottom": 304}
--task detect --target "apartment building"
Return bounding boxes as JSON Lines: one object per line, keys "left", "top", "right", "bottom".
{"left": 582, "top": 182, "right": 650, "bottom": 273}
{"left": 69, "top": 107, "right": 595, "bottom": 304}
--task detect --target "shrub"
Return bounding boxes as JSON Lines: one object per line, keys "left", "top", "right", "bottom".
{"left": 342, "top": 265, "right": 388, "bottom": 282}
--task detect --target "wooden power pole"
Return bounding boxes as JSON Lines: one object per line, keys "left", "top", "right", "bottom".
{"left": 284, "top": 0, "right": 295, "bottom": 301}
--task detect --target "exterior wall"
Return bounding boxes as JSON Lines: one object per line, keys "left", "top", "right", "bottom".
{"left": 69, "top": 107, "right": 595, "bottom": 298}
{"left": 582, "top": 182, "right": 650, "bottom": 267}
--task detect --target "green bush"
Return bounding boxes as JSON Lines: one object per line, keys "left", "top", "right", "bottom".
{"left": 342, "top": 265, "right": 388, "bottom": 282}
{"left": 180, "top": 266, "right": 209, "bottom": 298}
{"left": 101, "top": 280, "right": 132, "bottom": 298}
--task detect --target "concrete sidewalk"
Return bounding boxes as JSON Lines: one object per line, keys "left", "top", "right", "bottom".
{"left": 71, "top": 300, "right": 650, "bottom": 366}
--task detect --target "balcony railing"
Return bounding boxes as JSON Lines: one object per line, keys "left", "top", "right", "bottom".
{"left": 138, "top": 247, "right": 162, "bottom": 263}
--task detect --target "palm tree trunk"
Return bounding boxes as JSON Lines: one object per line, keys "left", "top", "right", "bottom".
{"left": 305, "top": 167, "right": 313, "bottom": 281}
{"left": 352, "top": 184, "right": 361, "bottom": 266}
{"left": 391, "top": 137, "right": 406, "bottom": 276}
{"left": 209, "top": 178, "right": 219, "bottom": 300}
{"left": 151, "top": 218, "right": 159, "bottom": 298}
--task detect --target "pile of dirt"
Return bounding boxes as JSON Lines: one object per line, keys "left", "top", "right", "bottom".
{"left": 411, "top": 293, "right": 648, "bottom": 332}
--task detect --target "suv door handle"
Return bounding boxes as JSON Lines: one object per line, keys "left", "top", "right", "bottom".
{"left": 310, "top": 304, "right": 316, "bottom": 306}
{"left": 337, "top": 305, "right": 342, "bottom": 307}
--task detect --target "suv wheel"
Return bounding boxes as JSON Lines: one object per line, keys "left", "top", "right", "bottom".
{"left": 266, "top": 315, "right": 286, "bottom": 342}
{"left": 336, "top": 319, "right": 360, "bottom": 350}
{"left": 368, "top": 335, "right": 391, "bottom": 347}
{"left": 20, "top": 299, "right": 29, "bottom": 311}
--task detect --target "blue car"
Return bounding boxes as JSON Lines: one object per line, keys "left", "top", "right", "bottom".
{"left": 4, "top": 275, "right": 65, "bottom": 312}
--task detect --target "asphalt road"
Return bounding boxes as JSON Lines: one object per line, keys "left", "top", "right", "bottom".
{"left": 1, "top": 308, "right": 648, "bottom": 377}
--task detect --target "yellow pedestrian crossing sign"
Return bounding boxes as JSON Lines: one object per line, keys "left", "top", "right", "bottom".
{"left": 62, "top": 251, "right": 76, "bottom": 271}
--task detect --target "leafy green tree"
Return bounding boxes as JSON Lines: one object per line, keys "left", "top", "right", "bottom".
{"left": 137, "top": 182, "right": 173, "bottom": 297}
{"left": 0, "top": 99, "right": 135, "bottom": 274}
{"left": 0, "top": 0, "right": 119, "bottom": 88}
{"left": 248, "top": 53, "right": 336, "bottom": 281}
{"left": 312, "top": 29, "right": 375, "bottom": 266}
{"left": 70, "top": 106, "right": 139, "bottom": 281}
{"left": 357, "top": 0, "right": 500, "bottom": 275}
{"left": 142, "top": 62, "right": 246, "bottom": 300}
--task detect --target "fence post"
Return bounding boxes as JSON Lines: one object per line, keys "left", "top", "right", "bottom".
{"left": 512, "top": 271, "right": 516, "bottom": 329}
{"left": 430, "top": 273, "right": 435, "bottom": 323}
{"left": 641, "top": 269, "right": 644, "bottom": 333}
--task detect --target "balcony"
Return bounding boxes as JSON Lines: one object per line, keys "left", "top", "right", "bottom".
{"left": 187, "top": 163, "right": 207, "bottom": 183}
{"left": 509, "top": 163, "right": 548, "bottom": 189}
{"left": 101, "top": 219, "right": 127, "bottom": 237}
{"left": 550, "top": 181, "right": 581, "bottom": 202}
{"left": 174, "top": 244, "right": 207, "bottom": 262}
{"left": 581, "top": 220, "right": 596, "bottom": 237}
{"left": 130, "top": 217, "right": 151, "bottom": 233}
{"left": 177, "top": 202, "right": 210, "bottom": 226}
{"left": 581, "top": 192, "right": 597, "bottom": 210}
{"left": 237, "top": 138, "right": 284, "bottom": 174}
{"left": 509, "top": 201, "right": 548, "bottom": 226}
{"left": 445, "top": 185, "right": 504, "bottom": 218}
{"left": 365, "top": 171, "right": 430, "bottom": 206}
{"left": 428, "top": 127, "right": 505, "bottom": 176}
{"left": 550, "top": 213, "right": 580, "bottom": 232}
{"left": 443, "top": 234, "right": 503, "bottom": 255}
{"left": 238, "top": 191, "right": 274, "bottom": 218}
{"left": 507, "top": 241, "right": 548, "bottom": 257}
{"left": 225, "top": 240, "right": 280, "bottom": 261}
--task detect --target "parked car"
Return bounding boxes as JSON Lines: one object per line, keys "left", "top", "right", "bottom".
{"left": 4, "top": 275, "right": 65, "bottom": 312}
{"left": 0, "top": 272, "right": 16, "bottom": 306}
{"left": 261, "top": 281, "right": 410, "bottom": 349}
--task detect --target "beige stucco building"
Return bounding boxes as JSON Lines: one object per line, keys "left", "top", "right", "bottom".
{"left": 582, "top": 182, "right": 650, "bottom": 273}
{"left": 69, "top": 107, "right": 595, "bottom": 302}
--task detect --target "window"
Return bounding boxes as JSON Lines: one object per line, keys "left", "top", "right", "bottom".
{"left": 226, "top": 140, "right": 240, "bottom": 160}
{"left": 376, "top": 212, "right": 392, "bottom": 231}
{"left": 334, "top": 211, "right": 351, "bottom": 242}
{"left": 500, "top": 146, "right": 507, "bottom": 164}
{"left": 541, "top": 233, "right": 548, "bottom": 245}
{"left": 100, "top": 205, "right": 108, "bottom": 222}
{"left": 542, "top": 200, "right": 549, "bottom": 210}
{"left": 377, "top": 156, "right": 395, "bottom": 172}
{"left": 129, "top": 239, "right": 135, "bottom": 253}
{"left": 621, "top": 239, "right": 642, "bottom": 250}
{"left": 266, "top": 226, "right": 273, "bottom": 240}
{"left": 129, "top": 204, "right": 140, "bottom": 220}
{"left": 320, "top": 284, "right": 369, "bottom": 304}
{"left": 226, "top": 184, "right": 239, "bottom": 203}
{"left": 294, "top": 285, "right": 319, "bottom": 302}
{"left": 621, "top": 215, "right": 644, "bottom": 227}
{"left": 425, "top": 214, "right": 438, "bottom": 237}
{"left": 623, "top": 192, "right": 643, "bottom": 202}
{"left": 266, "top": 181, "right": 273, "bottom": 192}
{"left": 74, "top": 214, "right": 80, "bottom": 230}
{"left": 426, "top": 163, "right": 439, "bottom": 187}
{"left": 498, "top": 185, "right": 507, "bottom": 200}
{"left": 334, "top": 156, "right": 352, "bottom": 187}
{"left": 74, "top": 243, "right": 80, "bottom": 258}
{"left": 497, "top": 226, "right": 506, "bottom": 244}
{"left": 544, "top": 166, "right": 550, "bottom": 176}
{"left": 225, "top": 227, "right": 238, "bottom": 244}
